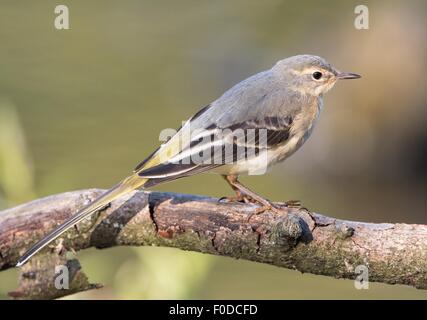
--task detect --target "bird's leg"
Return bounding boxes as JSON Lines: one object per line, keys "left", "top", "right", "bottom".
{"left": 219, "top": 175, "right": 248, "bottom": 203}
{"left": 221, "top": 175, "right": 286, "bottom": 216}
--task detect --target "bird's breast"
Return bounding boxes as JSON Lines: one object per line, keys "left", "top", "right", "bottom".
{"left": 273, "top": 99, "right": 322, "bottom": 163}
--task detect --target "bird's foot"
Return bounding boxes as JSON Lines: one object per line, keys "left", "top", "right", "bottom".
{"left": 246, "top": 200, "right": 304, "bottom": 222}
{"left": 219, "top": 195, "right": 241, "bottom": 203}
{"left": 219, "top": 191, "right": 284, "bottom": 220}
{"left": 218, "top": 192, "right": 256, "bottom": 204}
{"left": 245, "top": 202, "right": 285, "bottom": 222}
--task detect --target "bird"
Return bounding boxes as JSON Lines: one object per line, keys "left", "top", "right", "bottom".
{"left": 16, "top": 54, "right": 361, "bottom": 267}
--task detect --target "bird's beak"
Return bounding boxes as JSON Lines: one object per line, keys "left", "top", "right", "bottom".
{"left": 337, "top": 72, "right": 361, "bottom": 80}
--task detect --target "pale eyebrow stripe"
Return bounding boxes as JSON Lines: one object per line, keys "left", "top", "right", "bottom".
{"left": 291, "top": 66, "right": 331, "bottom": 77}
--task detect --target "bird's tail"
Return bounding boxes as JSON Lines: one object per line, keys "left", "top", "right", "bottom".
{"left": 16, "top": 174, "right": 147, "bottom": 267}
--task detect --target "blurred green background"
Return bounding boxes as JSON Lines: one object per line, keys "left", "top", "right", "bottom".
{"left": 1, "top": 0, "right": 427, "bottom": 299}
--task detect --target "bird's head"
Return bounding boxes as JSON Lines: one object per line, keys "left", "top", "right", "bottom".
{"left": 274, "top": 55, "right": 361, "bottom": 96}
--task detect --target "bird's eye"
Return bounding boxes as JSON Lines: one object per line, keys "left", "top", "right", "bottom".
{"left": 312, "top": 71, "right": 323, "bottom": 80}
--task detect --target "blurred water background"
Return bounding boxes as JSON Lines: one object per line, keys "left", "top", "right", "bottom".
{"left": 0, "top": 0, "right": 426, "bottom": 299}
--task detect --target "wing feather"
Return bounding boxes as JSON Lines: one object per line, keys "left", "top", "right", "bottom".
{"left": 133, "top": 70, "right": 300, "bottom": 184}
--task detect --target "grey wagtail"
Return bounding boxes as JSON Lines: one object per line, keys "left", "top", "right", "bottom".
{"left": 17, "top": 54, "right": 360, "bottom": 266}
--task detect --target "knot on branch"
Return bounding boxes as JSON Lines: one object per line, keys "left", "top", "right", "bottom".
{"left": 269, "top": 212, "right": 312, "bottom": 248}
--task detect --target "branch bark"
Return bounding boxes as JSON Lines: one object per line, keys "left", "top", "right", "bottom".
{"left": 0, "top": 189, "right": 426, "bottom": 299}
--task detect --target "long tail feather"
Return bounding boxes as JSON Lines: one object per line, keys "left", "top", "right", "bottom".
{"left": 16, "top": 174, "right": 146, "bottom": 267}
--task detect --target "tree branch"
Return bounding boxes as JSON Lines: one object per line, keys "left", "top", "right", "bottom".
{"left": 0, "top": 189, "right": 426, "bottom": 299}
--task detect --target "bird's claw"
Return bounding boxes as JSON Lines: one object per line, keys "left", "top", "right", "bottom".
{"left": 218, "top": 193, "right": 255, "bottom": 204}
{"left": 246, "top": 202, "right": 288, "bottom": 222}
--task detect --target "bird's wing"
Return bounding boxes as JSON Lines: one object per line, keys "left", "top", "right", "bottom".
{"left": 134, "top": 69, "right": 298, "bottom": 183}
{"left": 133, "top": 104, "right": 220, "bottom": 180}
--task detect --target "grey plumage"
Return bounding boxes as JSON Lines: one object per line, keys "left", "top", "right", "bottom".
{"left": 17, "top": 54, "right": 360, "bottom": 267}
{"left": 138, "top": 54, "right": 355, "bottom": 179}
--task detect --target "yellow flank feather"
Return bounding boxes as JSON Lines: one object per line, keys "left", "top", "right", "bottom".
{"left": 134, "top": 121, "right": 191, "bottom": 175}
